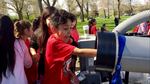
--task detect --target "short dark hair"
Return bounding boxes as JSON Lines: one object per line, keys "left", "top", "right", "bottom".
{"left": 50, "top": 9, "right": 71, "bottom": 28}
{"left": 32, "top": 16, "right": 40, "bottom": 31}
{"left": 68, "top": 13, "right": 76, "bottom": 22}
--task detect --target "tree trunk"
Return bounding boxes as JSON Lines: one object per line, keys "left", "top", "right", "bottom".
{"left": 113, "top": 0, "right": 115, "bottom": 17}
{"left": 26, "top": 12, "right": 30, "bottom": 20}
{"left": 107, "top": 0, "right": 110, "bottom": 18}
{"left": 86, "top": 2, "right": 89, "bottom": 19}
{"left": 81, "top": 0, "right": 84, "bottom": 22}
{"left": 107, "top": 8, "right": 110, "bottom": 18}
{"left": 80, "top": 9, "right": 84, "bottom": 22}
{"left": 68, "top": 6, "right": 71, "bottom": 12}
{"left": 52, "top": 0, "right": 57, "bottom": 7}
{"left": 103, "top": 9, "right": 107, "bottom": 18}
{"left": 18, "top": 11, "right": 23, "bottom": 20}
{"left": 38, "top": 0, "right": 43, "bottom": 14}
{"left": 46, "top": 0, "right": 51, "bottom": 7}
{"left": 76, "top": 0, "right": 84, "bottom": 22}
{"left": 129, "top": 0, "right": 133, "bottom": 15}
{"left": 118, "top": 0, "right": 121, "bottom": 19}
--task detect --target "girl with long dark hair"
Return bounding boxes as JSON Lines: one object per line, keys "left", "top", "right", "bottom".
{"left": 38, "top": 6, "right": 58, "bottom": 82}
{"left": 0, "top": 15, "right": 32, "bottom": 84}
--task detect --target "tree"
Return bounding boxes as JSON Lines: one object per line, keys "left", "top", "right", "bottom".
{"left": 129, "top": 0, "right": 133, "bottom": 15}
{"left": 6, "top": 0, "right": 25, "bottom": 20}
{"left": 0, "top": 0, "right": 7, "bottom": 14}
{"left": 100, "top": 0, "right": 108, "bottom": 18}
{"left": 117, "top": 0, "right": 121, "bottom": 19}
{"left": 90, "top": 2, "right": 99, "bottom": 17}
{"left": 85, "top": 2, "right": 89, "bottom": 18}
{"left": 113, "top": 0, "right": 116, "bottom": 17}
{"left": 83, "top": 0, "right": 89, "bottom": 19}
{"left": 76, "top": 0, "right": 85, "bottom": 22}
{"left": 42, "top": 0, "right": 57, "bottom": 7}
{"left": 38, "top": 0, "right": 58, "bottom": 14}
{"left": 23, "top": 0, "right": 38, "bottom": 20}
{"left": 107, "top": 0, "right": 110, "bottom": 18}
{"left": 103, "top": 9, "right": 107, "bottom": 18}
{"left": 65, "top": 0, "right": 78, "bottom": 13}
{"left": 23, "top": 1, "right": 31, "bottom": 19}
{"left": 38, "top": 0, "right": 43, "bottom": 14}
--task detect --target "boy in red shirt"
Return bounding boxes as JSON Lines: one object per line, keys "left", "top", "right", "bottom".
{"left": 43, "top": 10, "right": 97, "bottom": 84}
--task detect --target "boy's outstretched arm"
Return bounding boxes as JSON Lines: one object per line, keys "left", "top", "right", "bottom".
{"left": 72, "top": 48, "right": 97, "bottom": 58}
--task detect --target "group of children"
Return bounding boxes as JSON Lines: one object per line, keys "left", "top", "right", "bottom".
{"left": 133, "top": 21, "right": 150, "bottom": 36}
{"left": 0, "top": 7, "right": 97, "bottom": 84}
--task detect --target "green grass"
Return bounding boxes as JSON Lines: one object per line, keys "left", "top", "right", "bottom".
{"left": 76, "top": 16, "right": 130, "bottom": 35}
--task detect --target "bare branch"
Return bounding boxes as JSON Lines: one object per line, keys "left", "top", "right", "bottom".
{"left": 52, "top": 0, "right": 57, "bottom": 6}
{"left": 20, "top": 0, "right": 25, "bottom": 11}
{"left": 7, "top": 7, "right": 16, "bottom": 12}
{"left": 6, "top": 1, "right": 17, "bottom": 10}
{"left": 47, "top": 0, "right": 51, "bottom": 6}
{"left": 38, "top": 0, "right": 43, "bottom": 13}
{"left": 75, "top": 0, "right": 82, "bottom": 9}
{"left": 13, "top": 0, "right": 19, "bottom": 11}
{"left": 43, "top": 0, "right": 49, "bottom": 6}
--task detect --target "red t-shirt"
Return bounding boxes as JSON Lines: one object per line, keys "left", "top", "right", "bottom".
{"left": 24, "top": 39, "right": 38, "bottom": 84}
{"left": 90, "top": 25, "right": 97, "bottom": 35}
{"left": 70, "top": 27, "right": 79, "bottom": 43}
{"left": 43, "top": 34, "right": 75, "bottom": 84}
{"left": 25, "top": 39, "right": 30, "bottom": 48}
{"left": 132, "top": 26, "right": 139, "bottom": 33}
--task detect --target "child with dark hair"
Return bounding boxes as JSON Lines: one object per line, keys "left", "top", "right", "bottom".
{"left": 101, "top": 24, "right": 108, "bottom": 32}
{"left": 88, "top": 19, "right": 93, "bottom": 34}
{"left": 30, "top": 17, "right": 41, "bottom": 62}
{"left": 0, "top": 15, "right": 32, "bottom": 84}
{"left": 38, "top": 6, "right": 58, "bottom": 82}
{"left": 32, "top": 17, "right": 41, "bottom": 32}
{"left": 69, "top": 13, "right": 79, "bottom": 43}
{"left": 114, "top": 16, "right": 119, "bottom": 27}
{"left": 89, "top": 18, "right": 98, "bottom": 35}
{"left": 43, "top": 10, "right": 97, "bottom": 84}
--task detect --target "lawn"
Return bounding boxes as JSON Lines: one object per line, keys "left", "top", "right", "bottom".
{"left": 76, "top": 16, "right": 130, "bottom": 35}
